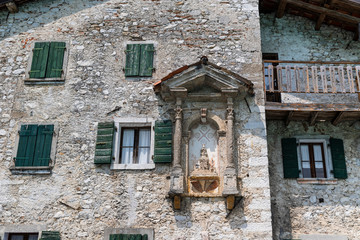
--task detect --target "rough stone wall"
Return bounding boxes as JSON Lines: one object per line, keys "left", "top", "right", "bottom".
{"left": 267, "top": 121, "right": 360, "bottom": 240}
{"left": 0, "top": 0, "right": 271, "bottom": 239}
{"left": 260, "top": 13, "right": 360, "bottom": 104}
{"left": 260, "top": 13, "right": 360, "bottom": 62}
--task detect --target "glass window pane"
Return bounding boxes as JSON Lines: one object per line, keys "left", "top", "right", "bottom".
{"left": 302, "top": 162, "right": 310, "bottom": 168}
{"left": 300, "top": 145, "right": 310, "bottom": 161}
{"left": 139, "top": 129, "right": 151, "bottom": 147}
{"left": 138, "top": 148, "right": 150, "bottom": 164}
{"left": 29, "top": 234, "right": 39, "bottom": 240}
{"left": 313, "top": 145, "right": 323, "bottom": 161}
{"left": 316, "top": 168, "right": 325, "bottom": 178}
{"left": 302, "top": 168, "right": 311, "bottom": 178}
{"left": 315, "top": 162, "right": 324, "bottom": 169}
{"left": 10, "top": 235, "right": 24, "bottom": 240}
{"left": 121, "top": 147, "right": 133, "bottom": 164}
{"left": 122, "top": 129, "right": 134, "bottom": 147}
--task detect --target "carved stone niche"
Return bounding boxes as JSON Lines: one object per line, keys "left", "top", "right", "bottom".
{"left": 154, "top": 57, "right": 254, "bottom": 210}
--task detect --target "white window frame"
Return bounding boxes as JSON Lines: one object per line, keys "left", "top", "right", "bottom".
{"left": 111, "top": 117, "right": 155, "bottom": 170}
{"left": 25, "top": 40, "right": 70, "bottom": 85}
{"left": 296, "top": 136, "right": 334, "bottom": 179}
{"left": 0, "top": 224, "right": 46, "bottom": 240}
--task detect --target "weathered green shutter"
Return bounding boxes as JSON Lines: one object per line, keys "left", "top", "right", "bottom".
{"left": 15, "top": 125, "right": 38, "bottom": 166}
{"left": 154, "top": 120, "right": 172, "bottom": 163}
{"left": 125, "top": 44, "right": 140, "bottom": 76}
{"left": 46, "top": 42, "right": 66, "bottom": 78}
{"left": 40, "top": 231, "right": 61, "bottom": 240}
{"left": 33, "top": 125, "right": 54, "bottom": 166}
{"left": 29, "top": 42, "right": 50, "bottom": 78}
{"left": 281, "top": 138, "right": 299, "bottom": 178}
{"left": 94, "top": 122, "right": 115, "bottom": 164}
{"left": 330, "top": 138, "right": 347, "bottom": 179}
{"left": 110, "top": 234, "right": 147, "bottom": 240}
{"left": 139, "top": 44, "right": 154, "bottom": 77}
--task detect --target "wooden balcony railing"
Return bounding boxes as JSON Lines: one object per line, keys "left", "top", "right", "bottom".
{"left": 263, "top": 60, "right": 360, "bottom": 94}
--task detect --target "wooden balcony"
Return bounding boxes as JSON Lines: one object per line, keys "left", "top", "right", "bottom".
{"left": 264, "top": 60, "right": 360, "bottom": 125}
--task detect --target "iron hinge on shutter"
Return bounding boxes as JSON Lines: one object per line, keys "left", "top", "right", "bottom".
{"left": 32, "top": 48, "right": 43, "bottom": 51}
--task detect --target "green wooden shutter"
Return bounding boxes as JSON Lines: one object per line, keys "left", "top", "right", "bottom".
{"left": 33, "top": 125, "right": 54, "bottom": 166}
{"left": 330, "top": 138, "right": 347, "bottom": 179}
{"left": 125, "top": 44, "right": 140, "bottom": 77}
{"left": 15, "top": 125, "right": 38, "bottom": 166}
{"left": 110, "top": 234, "right": 146, "bottom": 240}
{"left": 94, "top": 122, "right": 115, "bottom": 164}
{"left": 40, "top": 231, "right": 61, "bottom": 240}
{"left": 154, "top": 120, "right": 172, "bottom": 163}
{"left": 29, "top": 42, "right": 50, "bottom": 78}
{"left": 281, "top": 138, "right": 299, "bottom": 178}
{"left": 139, "top": 44, "right": 154, "bottom": 77}
{"left": 46, "top": 42, "right": 66, "bottom": 78}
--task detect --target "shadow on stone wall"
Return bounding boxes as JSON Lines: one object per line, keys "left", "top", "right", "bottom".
{"left": 0, "top": 0, "right": 111, "bottom": 40}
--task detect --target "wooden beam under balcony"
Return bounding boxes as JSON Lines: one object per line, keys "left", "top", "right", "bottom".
{"left": 332, "top": 111, "right": 346, "bottom": 126}
{"left": 287, "top": 0, "right": 360, "bottom": 25}
{"left": 266, "top": 102, "right": 360, "bottom": 124}
{"left": 309, "top": 111, "right": 319, "bottom": 126}
{"left": 276, "top": 0, "right": 287, "bottom": 18}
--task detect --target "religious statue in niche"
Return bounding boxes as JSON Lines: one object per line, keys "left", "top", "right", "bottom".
{"left": 188, "top": 123, "right": 220, "bottom": 195}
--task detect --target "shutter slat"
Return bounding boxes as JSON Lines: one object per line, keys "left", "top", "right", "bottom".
{"left": 330, "top": 138, "right": 347, "bottom": 179}
{"left": 30, "top": 42, "right": 50, "bottom": 78}
{"left": 46, "top": 42, "right": 66, "bottom": 78}
{"left": 15, "top": 125, "right": 38, "bottom": 167}
{"left": 125, "top": 44, "right": 140, "bottom": 77}
{"left": 40, "top": 231, "right": 61, "bottom": 240}
{"left": 139, "top": 44, "right": 154, "bottom": 77}
{"left": 281, "top": 138, "right": 300, "bottom": 178}
{"left": 94, "top": 122, "right": 114, "bottom": 164}
{"left": 33, "top": 125, "right": 54, "bottom": 166}
{"left": 142, "top": 234, "right": 148, "bottom": 240}
{"left": 154, "top": 120, "right": 172, "bottom": 163}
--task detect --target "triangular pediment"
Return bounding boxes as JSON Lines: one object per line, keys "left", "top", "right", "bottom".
{"left": 154, "top": 57, "right": 254, "bottom": 101}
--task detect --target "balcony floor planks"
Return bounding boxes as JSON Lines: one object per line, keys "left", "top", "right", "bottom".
{"left": 265, "top": 102, "right": 360, "bottom": 123}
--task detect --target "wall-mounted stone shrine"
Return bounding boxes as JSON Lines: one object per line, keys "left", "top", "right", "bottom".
{"left": 154, "top": 57, "right": 254, "bottom": 209}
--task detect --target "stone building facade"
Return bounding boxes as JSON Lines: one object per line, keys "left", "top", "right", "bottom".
{"left": 0, "top": 0, "right": 358, "bottom": 240}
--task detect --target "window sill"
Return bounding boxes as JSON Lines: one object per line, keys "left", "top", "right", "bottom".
{"left": 25, "top": 78, "right": 65, "bottom": 85}
{"left": 110, "top": 163, "right": 155, "bottom": 170}
{"left": 10, "top": 166, "right": 52, "bottom": 175}
{"left": 297, "top": 178, "right": 338, "bottom": 185}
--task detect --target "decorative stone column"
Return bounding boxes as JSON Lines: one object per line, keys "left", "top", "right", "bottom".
{"left": 169, "top": 97, "right": 185, "bottom": 197}
{"left": 226, "top": 98, "right": 235, "bottom": 168}
{"left": 173, "top": 97, "right": 182, "bottom": 169}
{"left": 223, "top": 97, "right": 239, "bottom": 198}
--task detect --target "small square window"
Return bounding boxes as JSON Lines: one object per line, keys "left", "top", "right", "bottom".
{"left": 299, "top": 141, "right": 328, "bottom": 178}
{"left": 124, "top": 44, "right": 154, "bottom": 77}
{"left": 25, "top": 41, "right": 69, "bottom": 84}
{"left": 282, "top": 137, "right": 347, "bottom": 180}
{"left": 104, "top": 228, "right": 154, "bottom": 240}
{"left": 10, "top": 124, "right": 58, "bottom": 174}
{"left": 8, "top": 233, "right": 39, "bottom": 240}
{"left": 120, "top": 127, "right": 151, "bottom": 164}
{"left": 113, "top": 119, "right": 155, "bottom": 170}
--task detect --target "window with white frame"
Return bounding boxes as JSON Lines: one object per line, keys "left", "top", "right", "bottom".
{"left": 282, "top": 136, "right": 347, "bottom": 179}
{"left": 120, "top": 127, "right": 151, "bottom": 164}
{"left": 112, "top": 118, "right": 155, "bottom": 169}
{"left": 298, "top": 139, "right": 332, "bottom": 179}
